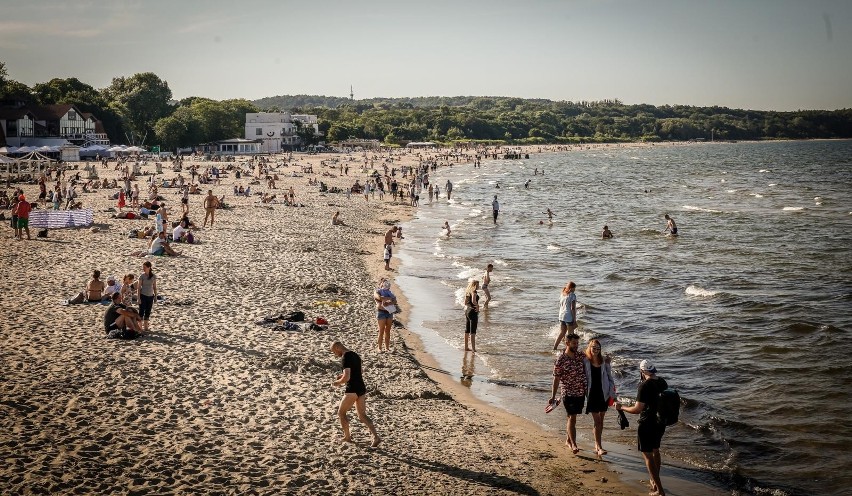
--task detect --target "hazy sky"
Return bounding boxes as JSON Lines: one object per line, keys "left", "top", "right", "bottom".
{"left": 2, "top": 0, "right": 850, "bottom": 111}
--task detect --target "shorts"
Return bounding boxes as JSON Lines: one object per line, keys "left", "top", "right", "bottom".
{"left": 345, "top": 384, "right": 367, "bottom": 397}
{"left": 105, "top": 321, "right": 122, "bottom": 334}
{"left": 377, "top": 310, "right": 392, "bottom": 320}
{"left": 637, "top": 421, "right": 665, "bottom": 452}
{"left": 562, "top": 395, "right": 585, "bottom": 415}
{"left": 670, "top": 228, "right": 678, "bottom": 235}
{"left": 560, "top": 320, "right": 577, "bottom": 328}
{"left": 181, "top": 198, "right": 188, "bottom": 205}
{"left": 17, "top": 218, "right": 28, "bottom": 228}
{"left": 151, "top": 248, "right": 165, "bottom": 256}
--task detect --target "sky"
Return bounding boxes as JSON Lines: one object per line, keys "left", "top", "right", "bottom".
{"left": 1, "top": 0, "right": 851, "bottom": 111}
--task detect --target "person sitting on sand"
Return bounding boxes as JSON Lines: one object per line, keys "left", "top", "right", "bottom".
{"left": 262, "top": 193, "right": 277, "bottom": 203}
{"left": 149, "top": 232, "right": 181, "bottom": 256}
{"left": 103, "top": 275, "right": 122, "bottom": 301}
{"left": 104, "top": 292, "right": 142, "bottom": 338}
{"left": 331, "top": 341, "right": 381, "bottom": 448}
{"left": 602, "top": 225, "right": 613, "bottom": 239}
{"left": 66, "top": 269, "right": 107, "bottom": 304}
{"left": 332, "top": 211, "right": 346, "bottom": 226}
{"left": 172, "top": 220, "right": 188, "bottom": 242}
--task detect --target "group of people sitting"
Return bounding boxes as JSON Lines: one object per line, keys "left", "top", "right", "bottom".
{"left": 66, "top": 270, "right": 137, "bottom": 305}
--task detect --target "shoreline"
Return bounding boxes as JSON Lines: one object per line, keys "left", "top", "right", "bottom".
{"left": 1, "top": 148, "right": 643, "bottom": 495}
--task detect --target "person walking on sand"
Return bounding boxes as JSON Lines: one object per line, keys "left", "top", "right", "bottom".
{"left": 584, "top": 339, "right": 616, "bottom": 456}
{"left": 553, "top": 281, "right": 578, "bottom": 350}
{"left": 463, "top": 279, "right": 480, "bottom": 352}
{"left": 137, "top": 261, "right": 157, "bottom": 333}
{"left": 203, "top": 190, "right": 218, "bottom": 227}
{"left": 374, "top": 279, "right": 397, "bottom": 352}
{"left": 663, "top": 214, "right": 678, "bottom": 236}
{"left": 482, "top": 264, "right": 493, "bottom": 308}
{"left": 491, "top": 195, "right": 500, "bottom": 224}
{"left": 443, "top": 221, "right": 451, "bottom": 236}
{"left": 383, "top": 226, "right": 397, "bottom": 270}
{"left": 331, "top": 342, "right": 380, "bottom": 448}
{"left": 617, "top": 360, "right": 669, "bottom": 496}
{"left": 549, "top": 333, "right": 588, "bottom": 454}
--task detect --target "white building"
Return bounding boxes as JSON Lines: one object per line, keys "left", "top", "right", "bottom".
{"left": 244, "top": 112, "right": 319, "bottom": 153}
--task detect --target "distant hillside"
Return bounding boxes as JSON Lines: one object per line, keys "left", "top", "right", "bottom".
{"left": 253, "top": 94, "right": 558, "bottom": 110}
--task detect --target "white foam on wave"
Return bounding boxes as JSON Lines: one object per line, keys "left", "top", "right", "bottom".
{"left": 685, "top": 285, "right": 719, "bottom": 297}
{"left": 768, "top": 183, "right": 777, "bottom": 187}
{"left": 720, "top": 179, "right": 726, "bottom": 183}
{"left": 751, "top": 193, "right": 764, "bottom": 198}
{"left": 759, "top": 169, "right": 770, "bottom": 173}
{"left": 546, "top": 244, "right": 561, "bottom": 251}
{"left": 726, "top": 189, "right": 737, "bottom": 193}
{"left": 492, "top": 259, "right": 508, "bottom": 266}
{"left": 468, "top": 209, "right": 482, "bottom": 217}
{"left": 814, "top": 196, "right": 822, "bottom": 201}
{"left": 782, "top": 206, "right": 804, "bottom": 211}
{"left": 683, "top": 205, "right": 722, "bottom": 213}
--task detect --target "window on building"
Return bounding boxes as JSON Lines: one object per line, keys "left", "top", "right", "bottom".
{"left": 256, "top": 128, "right": 262, "bottom": 135}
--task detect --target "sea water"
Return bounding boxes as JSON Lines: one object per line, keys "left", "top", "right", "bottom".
{"left": 395, "top": 140, "right": 852, "bottom": 496}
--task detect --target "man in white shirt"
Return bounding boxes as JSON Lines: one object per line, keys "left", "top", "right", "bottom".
{"left": 172, "top": 221, "right": 187, "bottom": 242}
{"left": 103, "top": 275, "right": 122, "bottom": 301}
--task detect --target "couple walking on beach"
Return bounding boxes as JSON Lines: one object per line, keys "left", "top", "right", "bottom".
{"left": 548, "top": 281, "right": 671, "bottom": 495}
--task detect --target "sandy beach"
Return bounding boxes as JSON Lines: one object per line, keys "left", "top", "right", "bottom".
{"left": 1, "top": 145, "right": 688, "bottom": 494}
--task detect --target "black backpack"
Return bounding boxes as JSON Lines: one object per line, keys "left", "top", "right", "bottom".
{"left": 657, "top": 388, "right": 681, "bottom": 426}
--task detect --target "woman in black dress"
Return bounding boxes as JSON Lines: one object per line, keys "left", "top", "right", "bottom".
{"left": 584, "top": 338, "right": 616, "bottom": 455}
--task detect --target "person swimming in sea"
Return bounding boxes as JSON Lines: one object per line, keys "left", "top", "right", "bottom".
{"left": 663, "top": 214, "right": 678, "bottom": 236}
{"left": 602, "top": 225, "right": 613, "bottom": 238}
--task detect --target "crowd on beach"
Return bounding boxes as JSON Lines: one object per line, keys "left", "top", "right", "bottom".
{"left": 3, "top": 140, "right": 686, "bottom": 495}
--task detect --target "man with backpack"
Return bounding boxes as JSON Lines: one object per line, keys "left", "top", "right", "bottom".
{"left": 616, "top": 360, "right": 673, "bottom": 496}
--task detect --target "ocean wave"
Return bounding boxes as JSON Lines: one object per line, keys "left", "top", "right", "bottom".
{"left": 492, "top": 259, "right": 508, "bottom": 266}
{"left": 759, "top": 169, "right": 771, "bottom": 173}
{"left": 683, "top": 205, "right": 723, "bottom": 213}
{"left": 546, "top": 244, "right": 561, "bottom": 251}
{"left": 685, "top": 285, "right": 720, "bottom": 297}
{"left": 768, "top": 183, "right": 777, "bottom": 187}
{"left": 750, "top": 193, "right": 764, "bottom": 198}
{"left": 782, "top": 206, "right": 804, "bottom": 211}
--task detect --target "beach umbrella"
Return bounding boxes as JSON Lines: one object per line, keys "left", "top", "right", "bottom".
{"left": 15, "top": 146, "right": 34, "bottom": 153}
{"left": 125, "top": 146, "right": 144, "bottom": 152}
{"left": 108, "top": 145, "right": 126, "bottom": 152}
{"left": 36, "top": 146, "right": 54, "bottom": 153}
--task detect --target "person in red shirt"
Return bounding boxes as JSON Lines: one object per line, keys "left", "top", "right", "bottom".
{"left": 13, "top": 194, "right": 31, "bottom": 240}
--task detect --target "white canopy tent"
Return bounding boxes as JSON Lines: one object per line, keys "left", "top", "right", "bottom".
{"left": 3, "top": 151, "right": 56, "bottom": 186}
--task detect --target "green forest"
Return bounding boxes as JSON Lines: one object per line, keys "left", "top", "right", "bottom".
{"left": 2, "top": 63, "right": 851, "bottom": 149}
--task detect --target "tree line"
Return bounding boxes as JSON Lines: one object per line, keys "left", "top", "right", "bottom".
{"left": 0, "top": 63, "right": 257, "bottom": 150}
{"left": 262, "top": 94, "right": 852, "bottom": 144}
{"left": 2, "top": 63, "right": 851, "bottom": 150}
